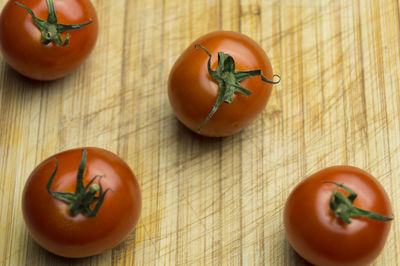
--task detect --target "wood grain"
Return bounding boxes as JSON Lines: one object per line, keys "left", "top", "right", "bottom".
{"left": 1, "top": 0, "right": 400, "bottom": 265}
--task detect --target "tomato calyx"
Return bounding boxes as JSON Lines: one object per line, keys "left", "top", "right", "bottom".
{"left": 324, "top": 181, "right": 393, "bottom": 224}
{"left": 195, "top": 44, "right": 280, "bottom": 131}
{"left": 47, "top": 149, "right": 112, "bottom": 217}
{"left": 15, "top": 0, "right": 92, "bottom": 46}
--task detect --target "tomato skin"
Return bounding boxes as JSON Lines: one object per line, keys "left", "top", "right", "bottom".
{"left": 168, "top": 31, "right": 274, "bottom": 137}
{"left": 284, "top": 166, "right": 392, "bottom": 266}
{"left": 0, "top": 0, "right": 98, "bottom": 80}
{"left": 22, "top": 147, "right": 141, "bottom": 258}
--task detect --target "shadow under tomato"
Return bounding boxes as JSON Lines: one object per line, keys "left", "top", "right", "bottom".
{"left": 0, "top": 62, "right": 66, "bottom": 93}
{"left": 174, "top": 116, "right": 224, "bottom": 143}
{"left": 0, "top": 62, "right": 73, "bottom": 123}
{"left": 25, "top": 232, "right": 114, "bottom": 265}
{"left": 284, "top": 238, "right": 313, "bottom": 266}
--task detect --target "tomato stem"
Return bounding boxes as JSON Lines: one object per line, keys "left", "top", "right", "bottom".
{"left": 323, "top": 181, "right": 393, "bottom": 224}
{"left": 195, "top": 44, "right": 280, "bottom": 132}
{"left": 47, "top": 149, "right": 112, "bottom": 217}
{"left": 15, "top": 0, "right": 92, "bottom": 46}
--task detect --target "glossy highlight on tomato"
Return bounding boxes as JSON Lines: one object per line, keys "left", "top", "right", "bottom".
{"left": 168, "top": 31, "right": 279, "bottom": 137}
{"left": 22, "top": 147, "right": 141, "bottom": 258}
{"left": 284, "top": 166, "right": 393, "bottom": 266}
{"left": 0, "top": 0, "right": 98, "bottom": 80}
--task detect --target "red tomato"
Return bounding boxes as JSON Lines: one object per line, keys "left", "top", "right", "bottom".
{"left": 22, "top": 147, "right": 141, "bottom": 258}
{"left": 284, "top": 166, "right": 393, "bottom": 266}
{"left": 0, "top": 0, "right": 98, "bottom": 80}
{"left": 168, "top": 31, "right": 279, "bottom": 137}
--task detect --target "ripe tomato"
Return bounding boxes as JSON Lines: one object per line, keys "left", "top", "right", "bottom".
{"left": 284, "top": 166, "right": 393, "bottom": 266}
{"left": 22, "top": 147, "right": 141, "bottom": 258}
{"left": 0, "top": 0, "right": 98, "bottom": 80}
{"left": 168, "top": 31, "right": 280, "bottom": 137}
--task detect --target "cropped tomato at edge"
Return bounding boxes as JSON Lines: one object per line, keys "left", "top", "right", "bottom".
{"left": 284, "top": 166, "right": 393, "bottom": 266}
{"left": 0, "top": 0, "right": 98, "bottom": 80}
{"left": 22, "top": 147, "right": 141, "bottom": 258}
{"left": 168, "top": 31, "right": 280, "bottom": 137}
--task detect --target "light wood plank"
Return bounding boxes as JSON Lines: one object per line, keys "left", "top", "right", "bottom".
{"left": 0, "top": 0, "right": 399, "bottom": 265}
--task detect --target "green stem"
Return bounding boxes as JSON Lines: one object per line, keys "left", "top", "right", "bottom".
{"left": 47, "top": 149, "right": 111, "bottom": 217}
{"left": 195, "top": 44, "right": 280, "bottom": 131}
{"left": 323, "top": 181, "right": 393, "bottom": 224}
{"left": 15, "top": 0, "right": 92, "bottom": 46}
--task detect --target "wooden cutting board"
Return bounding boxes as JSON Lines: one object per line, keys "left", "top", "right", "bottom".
{"left": 1, "top": 0, "right": 399, "bottom": 265}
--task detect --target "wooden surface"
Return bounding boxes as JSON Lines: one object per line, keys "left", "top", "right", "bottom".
{"left": 1, "top": 0, "right": 400, "bottom": 265}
